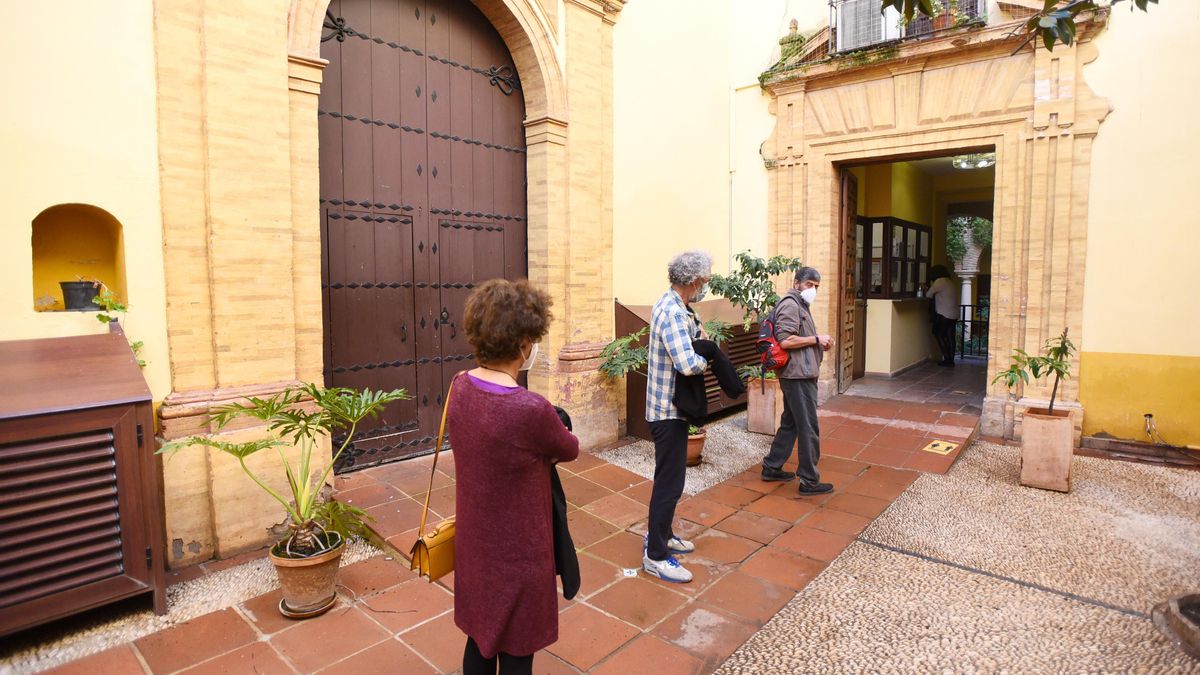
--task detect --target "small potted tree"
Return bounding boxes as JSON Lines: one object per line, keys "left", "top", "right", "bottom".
{"left": 993, "top": 327, "right": 1076, "bottom": 492}
{"left": 709, "top": 252, "right": 803, "bottom": 435}
{"left": 160, "top": 384, "right": 409, "bottom": 618}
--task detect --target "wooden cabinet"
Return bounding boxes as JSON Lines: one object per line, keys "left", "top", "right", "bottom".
{"left": 0, "top": 329, "right": 166, "bottom": 637}
{"left": 615, "top": 299, "right": 757, "bottom": 442}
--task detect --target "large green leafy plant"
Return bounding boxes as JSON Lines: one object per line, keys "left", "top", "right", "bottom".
{"left": 993, "top": 327, "right": 1075, "bottom": 414}
{"left": 599, "top": 319, "right": 731, "bottom": 380}
{"left": 708, "top": 252, "right": 804, "bottom": 330}
{"left": 160, "top": 384, "right": 410, "bottom": 557}
{"left": 945, "top": 215, "right": 993, "bottom": 263}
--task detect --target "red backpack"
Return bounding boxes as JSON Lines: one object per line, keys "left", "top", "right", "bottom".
{"left": 755, "top": 304, "right": 790, "bottom": 374}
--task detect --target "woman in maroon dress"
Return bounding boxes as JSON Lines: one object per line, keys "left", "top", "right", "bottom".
{"left": 450, "top": 279, "right": 579, "bottom": 675}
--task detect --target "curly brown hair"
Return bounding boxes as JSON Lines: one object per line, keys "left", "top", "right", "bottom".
{"left": 463, "top": 279, "right": 553, "bottom": 364}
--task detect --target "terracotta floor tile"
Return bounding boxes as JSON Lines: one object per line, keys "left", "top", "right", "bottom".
{"left": 904, "top": 450, "right": 957, "bottom": 474}
{"left": 363, "top": 461, "right": 425, "bottom": 488}
{"left": 43, "top": 645, "right": 143, "bottom": 675}
{"left": 826, "top": 492, "right": 893, "bottom": 518}
{"left": 410, "top": 484, "right": 456, "bottom": 519}
{"left": 738, "top": 547, "right": 827, "bottom": 591}
{"left": 358, "top": 578, "right": 454, "bottom": 633}
{"left": 270, "top": 604, "right": 391, "bottom": 672}
{"left": 135, "top": 608, "right": 256, "bottom": 674}
{"left": 926, "top": 424, "right": 973, "bottom": 440}
{"left": 584, "top": 530, "right": 645, "bottom": 570}
{"left": 365, "top": 497, "right": 425, "bottom": 541}
{"left": 652, "top": 603, "right": 758, "bottom": 671}
{"left": 859, "top": 465, "right": 920, "bottom": 486}
{"left": 820, "top": 437, "right": 867, "bottom": 460}
{"left": 591, "top": 635, "right": 704, "bottom": 675}
{"left": 567, "top": 508, "right": 621, "bottom": 549}
{"left": 385, "top": 529, "right": 421, "bottom": 561}
{"left": 816, "top": 469, "right": 861, "bottom": 492}
{"left": 770, "top": 525, "right": 854, "bottom": 562}
{"left": 534, "top": 653, "right": 582, "bottom": 675}
{"left": 713, "top": 511, "right": 791, "bottom": 545}
{"left": 338, "top": 555, "right": 416, "bottom": 599}
{"left": 202, "top": 546, "right": 269, "bottom": 573}
{"left": 387, "top": 467, "right": 454, "bottom": 497}
{"left": 940, "top": 412, "right": 981, "bottom": 428}
{"left": 674, "top": 497, "right": 737, "bottom": 527}
{"left": 829, "top": 421, "right": 887, "bottom": 444}
{"left": 587, "top": 576, "right": 690, "bottom": 629}
{"left": 317, "top": 636, "right": 435, "bottom": 674}
{"left": 870, "top": 430, "right": 931, "bottom": 452}
{"left": 700, "top": 484, "right": 761, "bottom": 509}
{"left": 817, "top": 455, "right": 870, "bottom": 477}
{"left": 576, "top": 552, "right": 623, "bottom": 598}
{"left": 336, "top": 481, "right": 407, "bottom": 510}
{"left": 801, "top": 507, "right": 873, "bottom": 536}
{"left": 698, "top": 570, "right": 794, "bottom": 626}
{"left": 727, "top": 470, "right": 783, "bottom": 494}
{"left": 855, "top": 445, "right": 912, "bottom": 468}
{"left": 856, "top": 400, "right": 905, "bottom": 418}
{"left": 653, "top": 556, "right": 730, "bottom": 597}
{"left": 239, "top": 588, "right": 296, "bottom": 636}
{"left": 894, "top": 406, "right": 944, "bottom": 423}
{"left": 691, "top": 530, "right": 762, "bottom": 565}
{"left": 546, "top": 604, "right": 640, "bottom": 671}
{"left": 844, "top": 476, "right": 911, "bottom": 501}
{"left": 620, "top": 480, "right": 655, "bottom": 505}
{"left": 582, "top": 493, "right": 646, "bottom": 528}
{"left": 397, "top": 610, "right": 466, "bottom": 673}
{"left": 179, "top": 642, "right": 293, "bottom": 675}
{"left": 581, "top": 463, "right": 648, "bottom": 493}
{"left": 560, "top": 473, "right": 611, "bottom": 508}
{"left": 564, "top": 451, "right": 607, "bottom": 473}
{"left": 435, "top": 571, "right": 456, "bottom": 594}
{"left": 166, "top": 563, "right": 207, "bottom": 587}
{"left": 334, "top": 469, "right": 381, "bottom": 492}
{"left": 743, "top": 494, "right": 818, "bottom": 523}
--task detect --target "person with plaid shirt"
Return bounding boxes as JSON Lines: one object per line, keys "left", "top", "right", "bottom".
{"left": 642, "top": 250, "right": 713, "bottom": 584}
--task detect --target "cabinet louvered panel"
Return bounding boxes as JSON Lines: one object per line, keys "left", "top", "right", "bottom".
{"left": 704, "top": 331, "right": 760, "bottom": 407}
{"left": 0, "top": 430, "right": 125, "bottom": 608}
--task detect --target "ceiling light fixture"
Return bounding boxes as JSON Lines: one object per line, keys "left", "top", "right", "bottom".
{"left": 952, "top": 152, "right": 996, "bottom": 170}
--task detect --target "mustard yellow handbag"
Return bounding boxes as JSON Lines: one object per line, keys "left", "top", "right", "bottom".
{"left": 409, "top": 379, "right": 455, "bottom": 582}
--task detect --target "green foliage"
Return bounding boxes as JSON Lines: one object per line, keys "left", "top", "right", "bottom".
{"left": 313, "top": 500, "right": 375, "bottom": 542}
{"left": 687, "top": 425, "right": 703, "bottom": 436}
{"left": 709, "top": 252, "right": 804, "bottom": 329}
{"left": 702, "top": 319, "right": 732, "bottom": 346}
{"left": 83, "top": 279, "right": 147, "bottom": 368}
{"left": 159, "top": 384, "right": 410, "bottom": 557}
{"left": 945, "top": 215, "right": 992, "bottom": 262}
{"left": 882, "top": 0, "right": 1157, "bottom": 51}
{"left": 737, "top": 364, "right": 777, "bottom": 381}
{"left": 992, "top": 327, "right": 1076, "bottom": 413}
{"left": 599, "top": 327, "right": 649, "bottom": 380}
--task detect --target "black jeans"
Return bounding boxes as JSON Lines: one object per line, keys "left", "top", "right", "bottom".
{"left": 647, "top": 418, "right": 689, "bottom": 561}
{"left": 932, "top": 314, "right": 957, "bottom": 364}
{"left": 463, "top": 636, "right": 533, "bottom": 675}
{"left": 763, "top": 378, "right": 822, "bottom": 485}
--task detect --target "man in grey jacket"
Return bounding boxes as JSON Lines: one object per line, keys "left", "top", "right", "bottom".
{"left": 761, "top": 267, "right": 835, "bottom": 494}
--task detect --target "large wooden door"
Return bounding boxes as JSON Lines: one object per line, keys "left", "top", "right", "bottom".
{"left": 838, "top": 170, "right": 859, "bottom": 393}
{"left": 319, "top": 0, "right": 527, "bottom": 471}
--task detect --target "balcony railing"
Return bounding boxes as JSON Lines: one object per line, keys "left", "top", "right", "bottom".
{"left": 831, "top": 0, "right": 986, "bottom": 54}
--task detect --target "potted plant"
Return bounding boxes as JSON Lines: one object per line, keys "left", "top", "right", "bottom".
{"left": 60, "top": 276, "right": 102, "bottom": 311}
{"left": 91, "top": 283, "right": 146, "bottom": 368}
{"left": 686, "top": 425, "right": 706, "bottom": 466}
{"left": 993, "top": 327, "right": 1076, "bottom": 492}
{"left": 946, "top": 215, "right": 992, "bottom": 276}
{"left": 160, "top": 384, "right": 409, "bottom": 618}
{"left": 709, "top": 252, "right": 802, "bottom": 436}
{"left": 932, "top": 0, "right": 953, "bottom": 30}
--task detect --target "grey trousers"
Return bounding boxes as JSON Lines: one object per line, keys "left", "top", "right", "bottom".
{"left": 762, "top": 378, "right": 822, "bottom": 485}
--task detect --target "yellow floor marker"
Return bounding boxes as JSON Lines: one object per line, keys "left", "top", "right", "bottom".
{"left": 922, "top": 440, "right": 958, "bottom": 455}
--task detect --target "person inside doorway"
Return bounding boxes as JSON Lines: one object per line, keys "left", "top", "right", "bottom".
{"left": 927, "top": 265, "right": 960, "bottom": 367}
{"left": 760, "top": 267, "right": 835, "bottom": 495}
{"left": 643, "top": 250, "right": 712, "bottom": 584}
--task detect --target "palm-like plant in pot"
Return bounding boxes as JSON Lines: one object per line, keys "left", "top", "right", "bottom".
{"left": 159, "top": 384, "right": 409, "bottom": 617}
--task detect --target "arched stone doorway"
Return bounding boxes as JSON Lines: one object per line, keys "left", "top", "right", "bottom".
{"left": 317, "top": 0, "right": 528, "bottom": 469}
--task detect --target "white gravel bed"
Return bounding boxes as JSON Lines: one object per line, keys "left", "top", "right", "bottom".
{"left": 1, "top": 540, "right": 379, "bottom": 674}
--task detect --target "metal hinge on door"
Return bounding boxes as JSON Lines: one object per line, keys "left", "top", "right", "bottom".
{"left": 136, "top": 424, "right": 144, "bottom": 449}
{"left": 146, "top": 547, "right": 153, "bottom": 567}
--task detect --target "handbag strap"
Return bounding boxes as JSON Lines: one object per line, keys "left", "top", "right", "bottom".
{"left": 417, "top": 375, "right": 456, "bottom": 538}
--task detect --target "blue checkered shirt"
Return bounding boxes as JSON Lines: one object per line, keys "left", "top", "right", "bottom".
{"left": 645, "top": 289, "right": 708, "bottom": 423}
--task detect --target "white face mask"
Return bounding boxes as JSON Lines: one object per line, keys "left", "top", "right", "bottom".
{"left": 519, "top": 342, "right": 540, "bottom": 371}
{"left": 690, "top": 282, "right": 709, "bottom": 303}
{"left": 800, "top": 287, "right": 817, "bottom": 305}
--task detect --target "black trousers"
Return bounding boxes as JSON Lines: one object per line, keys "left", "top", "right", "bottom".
{"left": 463, "top": 636, "right": 533, "bottom": 675}
{"left": 763, "top": 378, "right": 822, "bottom": 485}
{"left": 932, "top": 314, "right": 957, "bottom": 364}
{"left": 647, "top": 418, "right": 689, "bottom": 561}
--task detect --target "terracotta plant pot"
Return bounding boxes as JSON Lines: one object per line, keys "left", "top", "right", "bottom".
{"left": 1019, "top": 408, "right": 1073, "bottom": 492}
{"left": 746, "top": 377, "right": 782, "bottom": 435}
{"left": 932, "top": 13, "right": 954, "bottom": 30}
{"left": 269, "top": 535, "right": 345, "bottom": 618}
{"left": 686, "top": 429, "right": 706, "bottom": 467}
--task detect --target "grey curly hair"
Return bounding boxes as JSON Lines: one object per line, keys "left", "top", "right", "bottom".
{"left": 667, "top": 250, "right": 713, "bottom": 286}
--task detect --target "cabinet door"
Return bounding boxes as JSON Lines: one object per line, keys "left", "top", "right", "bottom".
{"left": 0, "top": 406, "right": 153, "bottom": 635}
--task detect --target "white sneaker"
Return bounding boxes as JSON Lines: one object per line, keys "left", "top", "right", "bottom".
{"left": 642, "top": 554, "right": 694, "bottom": 583}
{"left": 642, "top": 534, "right": 696, "bottom": 555}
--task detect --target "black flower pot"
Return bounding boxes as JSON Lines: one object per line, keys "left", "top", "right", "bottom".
{"left": 60, "top": 281, "right": 100, "bottom": 311}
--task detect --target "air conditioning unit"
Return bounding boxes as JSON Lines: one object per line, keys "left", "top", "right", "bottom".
{"left": 835, "top": 0, "right": 902, "bottom": 52}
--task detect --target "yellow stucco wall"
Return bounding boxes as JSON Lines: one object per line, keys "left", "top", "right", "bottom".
{"left": 0, "top": 0, "right": 169, "bottom": 401}
{"left": 890, "top": 162, "right": 933, "bottom": 226}
{"left": 1081, "top": 3, "right": 1200, "bottom": 446}
{"left": 612, "top": 0, "right": 827, "bottom": 305}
